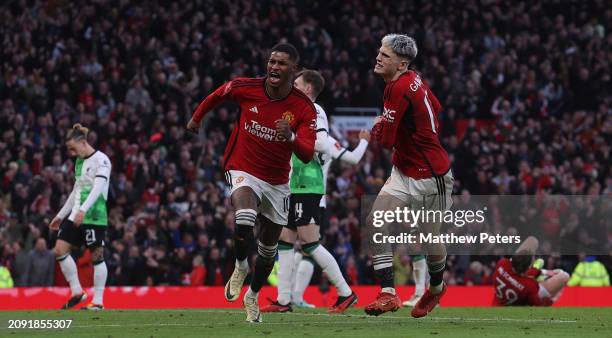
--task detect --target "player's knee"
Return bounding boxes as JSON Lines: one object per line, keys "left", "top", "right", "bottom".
{"left": 279, "top": 227, "right": 296, "bottom": 243}
{"left": 231, "top": 188, "right": 258, "bottom": 209}
{"left": 557, "top": 270, "right": 570, "bottom": 284}
{"left": 257, "top": 240, "right": 277, "bottom": 263}
{"left": 297, "top": 225, "right": 319, "bottom": 242}
{"left": 235, "top": 209, "right": 257, "bottom": 227}
{"left": 278, "top": 240, "right": 294, "bottom": 251}
{"left": 54, "top": 246, "right": 68, "bottom": 258}
{"left": 91, "top": 247, "right": 104, "bottom": 263}
{"left": 301, "top": 241, "right": 320, "bottom": 255}
{"left": 424, "top": 244, "right": 447, "bottom": 258}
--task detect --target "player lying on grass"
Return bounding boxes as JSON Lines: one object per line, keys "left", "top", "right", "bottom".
{"left": 187, "top": 43, "right": 316, "bottom": 323}
{"left": 49, "top": 124, "right": 111, "bottom": 311}
{"left": 261, "top": 69, "right": 368, "bottom": 314}
{"left": 364, "top": 33, "right": 454, "bottom": 318}
{"left": 493, "top": 236, "right": 569, "bottom": 306}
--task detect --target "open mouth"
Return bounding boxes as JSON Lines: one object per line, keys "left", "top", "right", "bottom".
{"left": 269, "top": 72, "right": 281, "bottom": 84}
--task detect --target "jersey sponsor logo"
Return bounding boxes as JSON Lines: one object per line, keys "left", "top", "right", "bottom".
{"left": 244, "top": 120, "right": 285, "bottom": 141}
{"left": 249, "top": 106, "right": 258, "bottom": 113}
{"left": 282, "top": 111, "right": 294, "bottom": 122}
{"left": 410, "top": 75, "right": 423, "bottom": 92}
{"left": 334, "top": 142, "right": 342, "bottom": 150}
{"left": 235, "top": 176, "right": 245, "bottom": 184}
{"left": 383, "top": 106, "right": 396, "bottom": 123}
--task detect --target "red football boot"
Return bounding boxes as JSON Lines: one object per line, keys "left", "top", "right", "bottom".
{"left": 328, "top": 292, "right": 358, "bottom": 314}
{"left": 411, "top": 283, "right": 447, "bottom": 318}
{"left": 364, "top": 291, "right": 401, "bottom": 316}
{"left": 260, "top": 299, "right": 292, "bottom": 313}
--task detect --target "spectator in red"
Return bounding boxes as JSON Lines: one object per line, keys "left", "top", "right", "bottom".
{"left": 190, "top": 255, "right": 206, "bottom": 286}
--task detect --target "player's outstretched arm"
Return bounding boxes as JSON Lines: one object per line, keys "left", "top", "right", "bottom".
{"left": 187, "top": 81, "right": 234, "bottom": 133}
{"left": 322, "top": 133, "right": 369, "bottom": 165}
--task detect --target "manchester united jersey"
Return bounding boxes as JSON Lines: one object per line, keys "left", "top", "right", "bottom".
{"left": 373, "top": 70, "right": 450, "bottom": 179}
{"left": 492, "top": 258, "right": 551, "bottom": 306}
{"left": 192, "top": 77, "right": 316, "bottom": 185}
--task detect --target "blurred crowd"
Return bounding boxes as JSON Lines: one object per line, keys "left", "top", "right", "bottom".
{"left": 0, "top": 0, "right": 610, "bottom": 288}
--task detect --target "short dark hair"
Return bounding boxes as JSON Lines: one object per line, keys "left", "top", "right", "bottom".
{"left": 296, "top": 69, "right": 325, "bottom": 98}
{"left": 511, "top": 251, "right": 533, "bottom": 274}
{"left": 271, "top": 43, "right": 299, "bottom": 64}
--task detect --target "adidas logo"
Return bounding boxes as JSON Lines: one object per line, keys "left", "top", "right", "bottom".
{"left": 249, "top": 106, "right": 258, "bottom": 113}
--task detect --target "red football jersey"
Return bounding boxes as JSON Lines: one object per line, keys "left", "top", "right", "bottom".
{"left": 192, "top": 77, "right": 316, "bottom": 185}
{"left": 492, "top": 258, "right": 551, "bottom": 306}
{"left": 373, "top": 70, "right": 450, "bottom": 179}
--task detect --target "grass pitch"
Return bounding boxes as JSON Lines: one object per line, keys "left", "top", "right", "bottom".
{"left": 0, "top": 307, "right": 610, "bottom": 338}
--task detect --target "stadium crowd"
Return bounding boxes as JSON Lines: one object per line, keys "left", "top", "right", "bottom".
{"left": 0, "top": 0, "right": 610, "bottom": 288}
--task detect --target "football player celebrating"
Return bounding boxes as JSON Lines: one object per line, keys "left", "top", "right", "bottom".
{"left": 187, "top": 43, "right": 316, "bottom": 323}
{"left": 365, "top": 34, "right": 454, "bottom": 318}
{"left": 262, "top": 69, "right": 368, "bottom": 313}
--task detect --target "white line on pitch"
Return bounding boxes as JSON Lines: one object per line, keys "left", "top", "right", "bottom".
{"left": 143, "top": 309, "right": 578, "bottom": 324}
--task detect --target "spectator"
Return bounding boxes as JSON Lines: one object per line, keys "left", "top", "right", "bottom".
{"left": 0, "top": 265, "right": 14, "bottom": 288}
{"left": 11, "top": 242, "right": 29, "bottom": 287}
{"left": 190, "top": 255, "right": 206, "bottom": 286}
{"left": 464, "top": 261, "right": 493, "bottom": 286}
{"left": 205, "top": 247, "right": 226, "bottom": 286}
{"left": 23, "top": 238, "right": 54, "bottom": 286}
{"left": 567, "top": 255, "right": 610, "bottom": 287}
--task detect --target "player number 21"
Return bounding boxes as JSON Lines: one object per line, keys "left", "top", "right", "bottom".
{"left": 86, "top": 229, "right": 96, "bottom": 244}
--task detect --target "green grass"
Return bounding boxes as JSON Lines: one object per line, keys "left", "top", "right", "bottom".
{"left": 0, "top": 307, "right": 610, "bottom": 338}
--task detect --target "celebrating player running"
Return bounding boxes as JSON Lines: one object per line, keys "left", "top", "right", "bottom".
{"left": 262, "top": 69, "right": 368, "bottom": 314}
{"left": 187, "top": 43, "right": 316, "bottom": 323}
{"left": 364, "top": 34, "right": 454, "bottom": 318}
